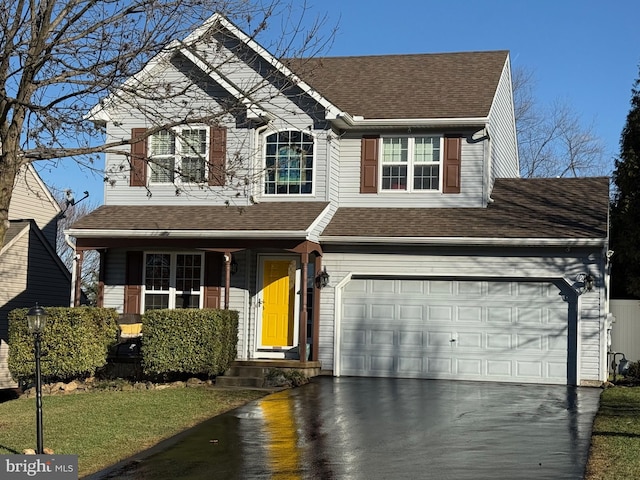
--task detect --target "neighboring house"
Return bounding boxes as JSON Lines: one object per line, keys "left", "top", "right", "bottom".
{"left": 0, "top": 165, "right": 72, "bottom": 388}
{"left": 67, "top": 14, "right": 610, "bottom": 386}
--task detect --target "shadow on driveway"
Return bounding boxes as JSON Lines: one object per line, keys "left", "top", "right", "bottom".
{"left": 86, "top": 377, "right": 601, "bottom": 479}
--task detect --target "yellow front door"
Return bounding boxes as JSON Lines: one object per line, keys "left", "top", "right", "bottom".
{"left": 261, "top": 259, "right": 296, "bottom": 347}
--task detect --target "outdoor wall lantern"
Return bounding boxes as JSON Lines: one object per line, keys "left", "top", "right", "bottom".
{"left": 576, "top": 273, "right": 595, "bottom": 293}
{"left": 315, "top": 268, "right": 330, "bottom": 289}
{"left": 230, "top": 255, "right": 238, "bottom": 275}
{"left": 26, "top": 303, "right": 47, "bottom": 455}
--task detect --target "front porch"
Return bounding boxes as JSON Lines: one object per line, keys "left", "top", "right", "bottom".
{"left": 216, "top": 360, "right": 322, "bottom": 388}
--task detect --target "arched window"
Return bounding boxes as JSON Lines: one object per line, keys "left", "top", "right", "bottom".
{"left": 264, "top": 131, "right": 314, "bottom": 195}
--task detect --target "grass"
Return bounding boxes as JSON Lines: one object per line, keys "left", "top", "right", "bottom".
{"left": 585, "top": 386, "right": 640, "bottom": 479}
{"left": 0, "top": 387, "right": 266, "bottom": 477}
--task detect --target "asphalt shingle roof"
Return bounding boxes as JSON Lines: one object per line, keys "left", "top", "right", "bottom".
{"left": 70, "top": 202, "right": 329, "bottom": 232}
{"left": 321, "top": 177, "right": 609, "bottom": 239}
{"left": 71, "top": 178, "right": 608, "bottom": 242}
{"left": 286, "top": 51, "right": 509, "bottom": 119}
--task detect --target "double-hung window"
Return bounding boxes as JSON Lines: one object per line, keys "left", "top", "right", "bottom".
{"left": 150, "top": 128, "right": 208, "bottom": 184}
{"left": 143, "top": 253, "right": 203, "bottom": 310}
{"left": 381, "top": 135, "right": 442, "bottom": 191}
{"left": 264, "top": 131, "right": 314, "bottom": 195}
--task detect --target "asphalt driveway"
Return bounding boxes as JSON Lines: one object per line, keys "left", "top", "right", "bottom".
{"left": 88, "top": 377, "right": 601, "bottom": 479}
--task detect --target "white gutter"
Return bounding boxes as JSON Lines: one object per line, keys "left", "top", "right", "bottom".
{"left": 331, "top": 112, "right": 488, "bottom": 129}
{"left": 318, "top": 236, "right": 607, "bottom": 247}
{"left": 66, "top": 228, "right": 310, "bottom": 239}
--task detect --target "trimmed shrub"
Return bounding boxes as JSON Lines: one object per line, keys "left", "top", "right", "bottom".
{"left": 141, "top": 309, "right": 238, "bottom": 379}
{"left": 8, "top": 307, "right": 119, "bottom": 384}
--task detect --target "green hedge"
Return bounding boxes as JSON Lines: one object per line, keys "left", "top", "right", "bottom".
{"left": 141, "top": 309, "right": 238, "bottom": 378}
{"left": 8, "top": 307, "right": 119, "bottom": 384}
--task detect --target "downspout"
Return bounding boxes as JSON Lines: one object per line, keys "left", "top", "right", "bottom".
{"left": 64, "top": 233, "right": 78, "bottom": 307}
{"left": 484, "top": 125, "right": 494, "bottom": 205}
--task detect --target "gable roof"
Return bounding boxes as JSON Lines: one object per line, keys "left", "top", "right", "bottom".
{"left": 286, "top": 51, "right": 508, "bottom": 120}
{"left": 90, "top": 13, "right": 507, "bottom": 125}
{"left": 320, "top": 177, "right": 609, "bottom": 245}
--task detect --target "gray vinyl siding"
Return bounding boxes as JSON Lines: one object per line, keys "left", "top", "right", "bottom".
{"left": 9, "top": 167, "right": 59, "bottom": 246}
{"left": 0, "top": 228, "right": 71, "bottom": 388}
{"left": 0, "top": 341, "right": 13, "bottom": 388}
{"left": 0, "top": 231, "right": 28, "bottom": 388}
{"left": 488, "top": 58, "right": 519, "bottom": 182}
{"left": 104, "top": 31, "right": 332, "bottom": 207}
{"left": 336, "top": 132, "right": 487, "bottom": 208}
{"left": 316, "top": 246, "right": 606, "bottom": 384}
{"left": 103, "top": 249, "right": 127, "bottom": 312}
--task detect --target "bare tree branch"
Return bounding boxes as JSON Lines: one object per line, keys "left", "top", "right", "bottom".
{"left": 513, "top": 66, "right": 607, "bottom": 178}
{"left": 0, "top": 0, "right": 336, "bottom": 247}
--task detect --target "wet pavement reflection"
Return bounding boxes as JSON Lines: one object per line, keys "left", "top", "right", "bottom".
{"left": 88, "top": 377, "right": 601, "bottom": 479}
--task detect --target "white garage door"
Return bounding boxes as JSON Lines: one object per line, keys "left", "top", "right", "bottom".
{"left": 339, "top": 278, "right": 571, "bottom": 384}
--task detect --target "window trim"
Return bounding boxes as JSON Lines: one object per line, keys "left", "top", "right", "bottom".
{"left": 262, "top": 129, "right": 317, "bottom": 196}
{"left": 148, "top": 126, "right": 210, "bottom": 185}
{"left": 142, "top": 251, "right": 205, "bottom": 312}
{"left": 379, "top": 134, "right": 443, "bottom": 193}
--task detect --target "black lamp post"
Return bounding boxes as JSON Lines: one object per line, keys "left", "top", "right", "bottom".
{"left": 26, "top": 303, "right": 47, "bottom": 455}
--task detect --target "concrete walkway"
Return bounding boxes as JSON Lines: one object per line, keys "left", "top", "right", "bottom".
{"left": 87, "top": 377, "right": 601, "bottom": 479}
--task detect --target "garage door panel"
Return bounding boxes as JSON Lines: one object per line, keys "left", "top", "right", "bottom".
{"left": 487, "top": 360, "right": 512, "bottom": 377}
{"left": 458, "top": 306, "right": 483, "bottom": 322}
{"left": 371, "top": 355, "right": 394, "bottom": 372}
{"left": 399, "top": 331, "right": 423, "bottom": 346}
{"left": 487, "top": 307, "right": 512, "bottom": 323}
{"left": 398, "top": 356, "right": 423, "bottom": 373}
{"left": 516, "top": 361, "right": 543, "bottom": 378}
{"left": 340, "top": 278, "right": 570, "bottom": 384}
{"left": 342, "top": 328, "right": 366, "bottom": 345}
{"left": 456, "top": 332, "right": 482, "bottom": 348}
{"left": 427, "top": 357, "right": 453, "bottom": 374}
{"left": 371, "top": 304, "right": 394, "bottom": 319}
{"left": 399, "top": 305, "right": 423, "bottom": 320}
{"left": 457, "top": 359, "right": 483, "bottom": 375}
{"left": 371, "top": 329, "right": 394, "bottom": 346}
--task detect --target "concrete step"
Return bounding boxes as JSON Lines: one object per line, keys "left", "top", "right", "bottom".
{"left": 216, "top": 376, "right": 264, "bottom": 388}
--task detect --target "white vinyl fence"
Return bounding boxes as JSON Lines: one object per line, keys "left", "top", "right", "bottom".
{"left": 610, "top": 299, "right": 640, "bottom": 363}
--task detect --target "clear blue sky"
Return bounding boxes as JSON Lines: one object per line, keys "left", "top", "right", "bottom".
{"left": 38, "top": 0, "right": 640, "bottom": 205}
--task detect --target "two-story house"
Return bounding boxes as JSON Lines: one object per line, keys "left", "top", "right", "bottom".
{"left": 67, "top": 14, "right": 610, "bottom": 386}
{"left": 0, "top": 165, "right": 72, "bottom": 388}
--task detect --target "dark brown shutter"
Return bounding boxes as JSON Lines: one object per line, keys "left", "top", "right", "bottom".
{"left": 124, "top": 251, "right": 143, "bottom": 314}
{"left": 203, "top": 252, "right": 223, "bottom": 308}
{"left": 443, "top": 136, "right": 462, "bottom": 194}
{"left": 130, "top": 128, "right": 147, "bottom": 187}
{"left": 360, "top": 136, "right": 379, "bottom": 193}
{"left": 208, "top": 126, "right": 227, "bottom": 186}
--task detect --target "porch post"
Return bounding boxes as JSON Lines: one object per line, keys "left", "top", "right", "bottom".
{"left": 299, "top": 252, "right": 309, "bottom": 362}
{"left": 97, "top": 249, "right": 106, "bottom": 307}
{"left": 74, "top": 250, "right": 84, "bottom": 307}
{"left": 312, "top": 254, "right": 322, "bottom": 362}
{"left": 223, "top": 251, "right": 231, "bottom": 309}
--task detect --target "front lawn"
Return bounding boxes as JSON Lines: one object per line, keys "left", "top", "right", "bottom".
{"left": 585, "top": 386, "right": 640, "bottom": 479}
{"left": 0, "top": 387, "right": 266, "bottom": 477}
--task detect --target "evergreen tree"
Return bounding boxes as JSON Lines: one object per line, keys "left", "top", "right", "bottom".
{"left": 611, "top": 67, "right": 640, "bottom": 298}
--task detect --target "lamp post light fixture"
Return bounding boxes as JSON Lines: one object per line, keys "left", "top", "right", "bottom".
{"left": 26, "top": 303, "right": 47, "bottom": 455}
